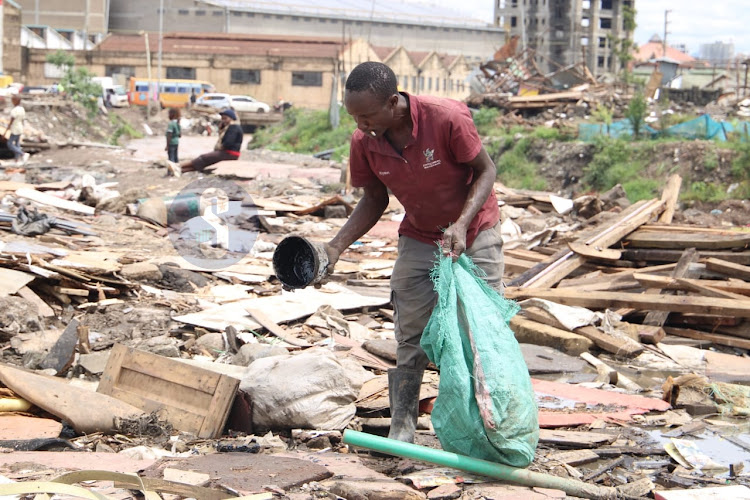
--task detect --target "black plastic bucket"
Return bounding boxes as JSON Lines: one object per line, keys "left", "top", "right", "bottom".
{"left": 272, "top": 236, "right": 329, "bottom": 289}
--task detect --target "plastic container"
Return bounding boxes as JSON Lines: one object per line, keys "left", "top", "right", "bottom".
{"left": 273, "top": 235, "right": 329, "bottom": 289}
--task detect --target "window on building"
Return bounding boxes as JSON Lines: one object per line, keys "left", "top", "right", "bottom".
{"left": 166, "top": 67, "right": 196, "bottom": 79}
{"left": 195, "top": 9, "right": 206, "bottom": 15}
{"left": 511, "top": 16, "right": 517, "bottom": 27}
{"left": 231, "top": 69, "right": 261, "bottom": 84}
{"left": 600, "top": 0, "right": 612, "bottom": 9}
{"left": 581, "top": 37, "right": 589, "bottom": 46}
{"left": 412, "top": 76, "right": 417, "bottom": 91}
{"left": 599, "top": 36, "right": 606, "bottom": 48}
{"left": 582, "top": 17, "right": 589, "bottom": 27}
{"left": 420, "top": 76, "right": 425, "bottom": 90}
{"left": 292, "top": 71, "right": 322, "bottom": 87}
{"left": 402, "top": 76, "right": 408, "bottom": 90}
{"left": 178, "top": 9, "right": 188, "bottom": 14}
{"left": 511, "top": 0, "right": 517, "bottom": 6}
{"left": 212, "top": 10, "right": 223, "bottom": 16}
{"left": 597, "top": 56, "right": 605, "bottom": 68}
{"left": 435, "top": 78, "right": 439, "bottom": 91}
{"left": 443, "top": 78, "right": 446, "bottom": 91}
{"left": 582, "top": 0, "right": 590, "bottom": 8}
{"left": 105, "top": 65, "right": 135, "bottom": 78}
{"left": 600, "top": 17, "right": 612, "bottom": 29}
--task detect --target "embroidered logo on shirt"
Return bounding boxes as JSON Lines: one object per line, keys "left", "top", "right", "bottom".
{"left": 378, "top": 171, "right": 391, "bottom": 176}
{"left": 422, "top": 148, "right": 442, "bottom": 169}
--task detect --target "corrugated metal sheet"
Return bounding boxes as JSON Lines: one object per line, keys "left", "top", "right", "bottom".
{"left": 199, "top": 0, "right": 490, "bottom": 27}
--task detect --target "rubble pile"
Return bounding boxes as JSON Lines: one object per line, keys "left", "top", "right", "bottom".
{"left": 0, "top": 103, "right": 747, "bottom": 500}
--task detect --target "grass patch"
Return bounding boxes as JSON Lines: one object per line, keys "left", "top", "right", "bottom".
{"left": 495, "top": 136, "right": 547, "bottom": 191}
{"left": 582, "top": 136, "right": 653, "bottom": 201}
{"left": 108, "top": 113, "right": 143, "bottom": 145}
{"left": 680, "top": 181, "right": 728, "bottom": 203}
{"left": 473, "top": 107, "right": 502, "bottom": 136}
{"left": 249, "top": 108, "right": 355, "bottom": 158}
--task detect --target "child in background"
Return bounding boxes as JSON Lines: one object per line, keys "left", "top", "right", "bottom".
{"left": 165, "top": 108, "right": 181, "bottom": 163}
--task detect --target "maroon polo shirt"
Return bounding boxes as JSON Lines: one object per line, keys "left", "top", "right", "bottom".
{"left": 349, "top": 92, "right": 499, "bottom": 247}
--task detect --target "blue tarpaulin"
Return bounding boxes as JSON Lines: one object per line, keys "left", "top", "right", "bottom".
{"left": 579, "top": 114, "right": 749, "bottom": 142}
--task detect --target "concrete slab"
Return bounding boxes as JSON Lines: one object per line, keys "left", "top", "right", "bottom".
{"left": 520, "top": 344, "right": 587, "bottom": 374}
{"left": 325, "top": 479, "right": 426, "bottom": 500}
{"left": 140, "top": 453, "right": 332, "bottom": 494}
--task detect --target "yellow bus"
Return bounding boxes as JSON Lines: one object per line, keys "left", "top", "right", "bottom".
{"left": 128, "top": 78, "right": 215, "bottom": 108}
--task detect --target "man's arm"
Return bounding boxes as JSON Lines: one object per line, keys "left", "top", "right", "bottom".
{"left": 166, "top": 128, "right": 173, "bottom": 151}
{"left": 324, "top": 180, "right": 390, "bottom": 274}
{"left": 441, "top": 146, "right": 496, "bottom": 258}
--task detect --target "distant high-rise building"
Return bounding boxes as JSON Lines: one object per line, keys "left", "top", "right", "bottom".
{"left": 493, "top": 0, "right": 636, "bottom": 77}
{"left": 699, "top": 41, "right": 735, "bottom": 65}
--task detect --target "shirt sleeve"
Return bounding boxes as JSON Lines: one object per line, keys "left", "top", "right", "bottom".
{"left": 349, "top": 132, "right": 379, "bottom": 188}
{"left": 221, "top": 125, "right": 243, "bottom": 151}
{"left": 448, "top": 103, "right": 483, "bottom": 164}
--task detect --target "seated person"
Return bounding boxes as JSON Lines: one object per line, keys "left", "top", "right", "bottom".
{"left": 166, "top": 108, "right": 243, "bottom": 177}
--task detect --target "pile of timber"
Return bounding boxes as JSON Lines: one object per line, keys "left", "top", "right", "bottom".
{"left": 501, "top": 174, "right": 750, "bottom": 356}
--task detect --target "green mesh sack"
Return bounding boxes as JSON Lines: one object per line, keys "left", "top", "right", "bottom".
{"left": 421, "top": 253, "right": 539, "bottom": 466}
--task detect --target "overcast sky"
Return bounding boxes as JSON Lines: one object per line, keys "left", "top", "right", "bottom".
{"left": 428, "top": 0, "right": 749, "bottom": 56}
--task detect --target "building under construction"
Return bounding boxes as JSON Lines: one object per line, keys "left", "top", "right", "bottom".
{"left": 493, "top": 0, "right": 635, "bottom": 77}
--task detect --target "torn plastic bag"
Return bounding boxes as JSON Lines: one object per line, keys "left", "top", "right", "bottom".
{"left": 421, "top": 253, "right": 539, "bottom": 467}
{"left": 12, "top": 207, "right": 54, "bottom": 236}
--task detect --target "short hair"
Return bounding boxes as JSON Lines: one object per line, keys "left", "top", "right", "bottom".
{"left": 168, "top": 108, "right": 180, "bottom": 119}
{"left": 345, "top": 62, "right": 398, "bottom": 103}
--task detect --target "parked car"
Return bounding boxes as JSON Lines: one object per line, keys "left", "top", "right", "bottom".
{"left": 229, "top": 95, "right": 270, "bottom": 113}
{"left": 195, "top": 92, "right": 231, "bottom": 109}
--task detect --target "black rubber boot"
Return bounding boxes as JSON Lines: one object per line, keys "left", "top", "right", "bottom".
{"left": 387, "top": 368, "right": 424, "bottom": 443}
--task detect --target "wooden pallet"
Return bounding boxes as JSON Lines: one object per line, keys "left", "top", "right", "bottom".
{"left": 98, "top": 343, "right": 239, "bottom": 438}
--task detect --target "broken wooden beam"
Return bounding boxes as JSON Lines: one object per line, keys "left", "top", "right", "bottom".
{"left": 510, "top": 198, "right": 664, "bottom": 289}
{"left": 510, "top": 316, "right": 593, "bottom": 355}
{"left": 663, "top": 327, "right": 750, "bottom": 351}
{"left": 505, "top": 288, "right": 750, "bottom": 318}
{"left": 705, "top": 257, "right": 750, "bottom": 281}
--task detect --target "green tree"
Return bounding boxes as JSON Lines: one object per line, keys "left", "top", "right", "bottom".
{"left": 46, "top": 50, "right": 102, "bottom": 118}
{"left": 625, "top": 92, "right": 647, "bottom": 139}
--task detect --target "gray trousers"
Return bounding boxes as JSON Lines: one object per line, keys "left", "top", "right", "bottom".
{"left": 391, "top": 223, "right": 505, "bottom": 369}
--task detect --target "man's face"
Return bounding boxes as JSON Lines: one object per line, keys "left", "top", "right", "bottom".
{"left": 220, "top": 114, "right": 232, "bottom": 126}
{"left": 345, "top": 90, "right": 396, "bottom": 139}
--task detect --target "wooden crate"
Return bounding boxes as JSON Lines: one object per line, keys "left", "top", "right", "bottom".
{"left": 98, "top": 343, "right": 239, "bottom": 438}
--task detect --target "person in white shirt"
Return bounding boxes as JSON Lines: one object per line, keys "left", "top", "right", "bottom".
{"left": 5, "top": 95, "right": 29, "bottom": 166}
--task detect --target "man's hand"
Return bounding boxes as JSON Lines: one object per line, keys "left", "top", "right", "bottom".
{"left": 441, "top": 222, "right": 468, "bottom": 261}
{"left": 314, "top": 243, "right": 342, "bottom": 289}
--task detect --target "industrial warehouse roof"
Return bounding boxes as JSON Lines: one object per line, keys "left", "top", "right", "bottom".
{"left": 97, "top": 33, "right": 344, "bottom": 58}
{"left": 197, "top": 0, "right": 496, "bottom": 29}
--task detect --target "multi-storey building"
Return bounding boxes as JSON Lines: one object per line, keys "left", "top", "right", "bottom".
{"left": 493, "top": 0, "right": 635, "bottom": 77}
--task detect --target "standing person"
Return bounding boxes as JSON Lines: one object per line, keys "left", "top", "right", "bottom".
{"left": 165, "top": 108, "right": 181, "bottom": 163}
{"left": 323, "top": 62, "right": 504, "bottom": 444}
{"left": 165, "top": 108, "right": 242, "bottom": 177}
{"left": 5, "top": 95, "right": 29, "bottom": 166}
{"left": 189, "top": 89, "right": 197, "bottom": 108}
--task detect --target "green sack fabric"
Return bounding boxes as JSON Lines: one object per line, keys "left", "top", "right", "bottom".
{"left": 421, "top": 253, "right": 539, "bottom": 467}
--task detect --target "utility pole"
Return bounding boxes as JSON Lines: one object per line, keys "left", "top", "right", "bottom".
{"left": 158, "top": 0, "right": 163, "bottom": 109}
{"left": 144, "top": 32, "right": 152, "bottom": 118}
{"left": 662, "top": 9, "right": 671, "bottom": 56}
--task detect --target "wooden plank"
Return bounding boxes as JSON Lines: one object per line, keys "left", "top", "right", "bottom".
{"left": 17, "top": 286, "right": 55, "bottom": 317}
{"left": 625, "top": 231, "right": 750, "bottom": 250}
{"left": 510, "top": 316, "right": 593, "bottom": 355}
{"left": 658, "top": 174, "right": 682, "bottom": 224}
{"left": 98, "top": 344, "right": 238, "bottom": 438}
{"left": 522, "top": 307, "right": 642, "bottom": 357}
{"left": 642, "top": 248, "right": 700, "bottom": 327}
{"left": 567, "top": 241, "right": 622, "bottom": 261}
{"left": 0, "top": 269, "right": 34, "bottom": 297}
{"left": 538, "top": 429, "right": 616, "bottom": 448}
{"left": 633, "top": 273, "right": 750, "bottom": 297}
{"left": 675, "top": 278, "right": 749, "bottom": 301}
{"left": 546, "top": 449, "right": 600, "bottom": 466}
{"left": 705, "top": 258, "right": 750, "bottom": 281}
{"left": 623, "top": 249, "right": 750, "bottom": 265}
{"left": 512, "top": 199, "right": 664, "bottom": 289}
{"left": 664, "top": 327, "right": 750, "bottom": 351}
{"left": 16, "top": 188, "right": 96, "bottom": 215}
{"left": 247, "top": 308, "right": 312, "bottom": 348}
{"left": 505, "top": 288, "right": 750, "bottom": 318}
{"left": 330, "top": 333, "right": 395, "bottom": 371}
